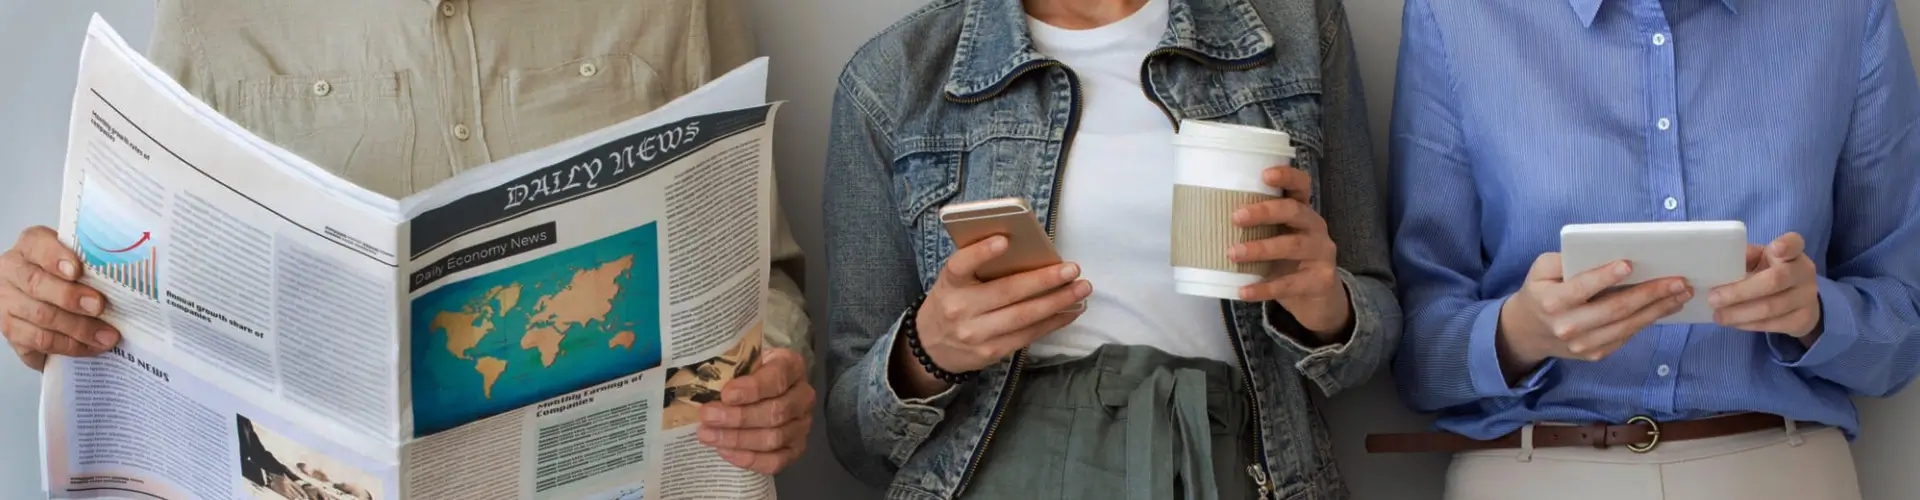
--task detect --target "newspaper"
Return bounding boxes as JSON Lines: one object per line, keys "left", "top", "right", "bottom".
{"left": 39, "top": 16, "right": 780, "bottom": 500}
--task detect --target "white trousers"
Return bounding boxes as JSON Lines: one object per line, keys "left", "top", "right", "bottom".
{"left": 1444, "top": 423, "right": 1862, "bottom": 500}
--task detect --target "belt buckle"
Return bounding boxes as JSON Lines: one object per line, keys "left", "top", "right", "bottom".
{"left": 1626, "top": 415, "right": 1660, "bottom": 453}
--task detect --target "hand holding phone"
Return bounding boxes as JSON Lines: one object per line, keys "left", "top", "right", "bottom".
{"left": 938, "top": 198, "right": 1065, "bottom": 279}
{"left": 889, "top": 198, "right": 1093, "bottom": 398}
{"left": 939, "top": 197, "right": 1086, "bottom": 311}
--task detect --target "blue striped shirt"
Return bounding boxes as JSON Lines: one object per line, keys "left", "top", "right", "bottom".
{"left": 1389, "top": 0, "right": 1920, "bottom": 440}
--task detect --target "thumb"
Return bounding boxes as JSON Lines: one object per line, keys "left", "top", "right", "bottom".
{"left": 1527, "top": 253, "right": 1566, "bottom": 282}
{"left": 14, "top": 345, "right": 46, "bottom": 372}
{"left": 1768, "top": 232, "right": 1805, "bottom": 263}
{"left": 757, "top": 347, "right": 805, "bottom": 380}
{"left": 723, "top": 348, "right": 801, "bottom": 405}
{"left": 941, "top": 235, "right": 1007, "bottom": 285}
{"left": 1744, "top": 244, "right": 1766, "bottom": 272}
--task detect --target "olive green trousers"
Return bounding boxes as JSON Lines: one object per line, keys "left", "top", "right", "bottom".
{"left": 960, "top": 344, "right": 1260, "bottom": 500}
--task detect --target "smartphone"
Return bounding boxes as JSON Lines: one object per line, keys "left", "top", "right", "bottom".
{"left": 938, "top": 197, "right": 1085, "bottom": 312}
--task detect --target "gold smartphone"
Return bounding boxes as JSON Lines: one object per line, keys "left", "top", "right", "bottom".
{"left": 938, "top": 197, "right": 1085, "bottom": 312}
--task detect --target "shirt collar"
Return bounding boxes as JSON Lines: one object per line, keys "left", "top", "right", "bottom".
{"left": 943, "top": 0, "right": 1274, "bottom": 100}
{"left": 1570, "top": 0, "right": 1739, "bottom": 28}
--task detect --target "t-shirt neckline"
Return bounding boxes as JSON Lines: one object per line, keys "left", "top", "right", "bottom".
{"left": 1026, "top": 0, "right": 1169, "bottom": 52}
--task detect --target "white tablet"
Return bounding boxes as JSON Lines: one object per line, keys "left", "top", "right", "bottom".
{"left": 1559, "top": 221, "right": 1748, "bottom": 324}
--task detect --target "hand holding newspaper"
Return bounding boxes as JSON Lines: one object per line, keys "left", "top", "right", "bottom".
{"left": 40, "top": 16, "right": 782, "bottom": 500}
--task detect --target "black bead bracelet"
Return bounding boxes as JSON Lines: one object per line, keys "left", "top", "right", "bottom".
{"left": 902, "top": 295, "right": 977, "bottom": 384}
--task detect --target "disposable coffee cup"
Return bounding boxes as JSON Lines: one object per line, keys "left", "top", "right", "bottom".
{"left": 1169, "top": 120, "right": 1295, "bottom": 300}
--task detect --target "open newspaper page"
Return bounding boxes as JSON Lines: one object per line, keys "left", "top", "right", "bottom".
{"left": 42, "top": 16, "right": 407, "bottom": 500}
{"left": 44, "top": 342, "right": 401, "bottom": 500}
{"left": 42, "top": 15, "right": 782, "bottom": 500}
{"left": 393, "top": 66, "right": 779, "bottom": 500}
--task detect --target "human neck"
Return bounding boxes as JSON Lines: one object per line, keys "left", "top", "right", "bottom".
{"left": 1024, "top": 0, "right": 1151, "bottom": 29}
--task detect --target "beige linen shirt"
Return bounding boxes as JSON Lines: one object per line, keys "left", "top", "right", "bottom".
{"left": 145, "top": 0, "right": 809, "bottom": 361}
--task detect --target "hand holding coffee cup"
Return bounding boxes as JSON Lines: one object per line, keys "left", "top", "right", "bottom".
{"left": 1230, "top": 167, "right": 1352, "bottom": 334}
{"left": 1170, "top": 120, "right": 1351, "bottom": 335}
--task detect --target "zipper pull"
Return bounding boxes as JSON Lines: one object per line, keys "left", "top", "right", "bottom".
{"left": 1246, "top": 464, "right": 1272, "bottom": 499}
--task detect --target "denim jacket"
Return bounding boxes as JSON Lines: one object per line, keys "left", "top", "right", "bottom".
{"left": 821, "top": 0, "right": 1401, "bottom": 498}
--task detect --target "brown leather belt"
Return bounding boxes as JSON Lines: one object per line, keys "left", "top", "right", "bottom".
{"left": 1365, "top": 413, "right": 1788, "bottom": 454}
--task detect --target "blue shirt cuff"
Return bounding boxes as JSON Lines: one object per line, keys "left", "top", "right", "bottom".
{"left": 1469, "top": 295, "right": 1553, "bottom": 397}
{"left": 1767, "top": 275, "right": 1858, "bottom": 368}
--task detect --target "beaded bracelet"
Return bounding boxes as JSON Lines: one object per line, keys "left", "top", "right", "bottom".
{"left": 901, "top": 295, "right": 977, "bottom": 384}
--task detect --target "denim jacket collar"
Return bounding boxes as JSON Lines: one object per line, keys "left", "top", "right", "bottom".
{"left": 942, "top": 0, "right": 1275, "bottom": 100}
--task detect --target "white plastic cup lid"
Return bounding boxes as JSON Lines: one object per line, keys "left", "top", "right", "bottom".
{"left": 1171, "top": 119, "right": 1295, "bottom": 158}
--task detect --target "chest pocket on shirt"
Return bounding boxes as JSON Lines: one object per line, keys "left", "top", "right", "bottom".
{"left": 228, "top": 72, "right": 417, "bottom": 198}
{"left": 506, "top": 53, "right": 669, "bottom": 154}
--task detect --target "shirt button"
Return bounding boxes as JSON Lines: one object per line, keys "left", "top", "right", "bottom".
{"left": 439, "top": 1, "right": 455, "bottom": 17}
{"left": 1657, "top": 364, "right": 1672, "bottom": 377}
{"left": 1657, "top": 118, "right": 1672, "bottom": 131}
{"left": 1653, "top": 33, "right": 1667, "bottom": 46}
{"left": 310, "top": 80, "right": 331, "bottom": 97}
{"left": 579, "top": 63, "right": 599, "bottom": 77}
{"left": 453, "top": 124, "right": 471, "bottom": 141}
{"left": 1663, "top": 197, "right": 1678, "bottom": 210}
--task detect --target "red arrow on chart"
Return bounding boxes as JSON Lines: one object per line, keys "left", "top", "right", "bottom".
{"left": 102, "top": 232, "right": 151, "bottom": 253}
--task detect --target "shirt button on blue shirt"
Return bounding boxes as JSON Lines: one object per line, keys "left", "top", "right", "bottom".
{"left": 1653, "top": 33, "right": 1667, "bottom": 46}
{"left": 1658, "top": 364, "right": 1672, "bottom": 377}
{"left": 1657, "top": 117, "right": 1671, "bottom": 130}
{"left": 1663, "top": 197, "right": 1678, "bottom": 210}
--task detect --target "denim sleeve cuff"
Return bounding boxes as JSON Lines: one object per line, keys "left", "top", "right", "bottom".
{"left": 1467, "top": 295, "right": 1552, "bottom": 397}
{"left": 1768, "top": 275, "right": 1859, "bottom": 368}
{"left": 1262, "top": 268, "right": 1397, "bottom": 395}
{"left": 857, "top": 311, "right": 957, "bottom": 466}
{"left": 1259, "top": 294, "right": 1355, "bottom": 357}
{"left": 882, "top": 327, "right": 961, "bottom": 408}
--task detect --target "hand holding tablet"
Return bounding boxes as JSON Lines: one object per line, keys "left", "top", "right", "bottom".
{"left": 1491, "top": 221, "right": 1749, "bottom": 373}
{"left": 1703, "top": 232, "right": 1823, "bottom": 338}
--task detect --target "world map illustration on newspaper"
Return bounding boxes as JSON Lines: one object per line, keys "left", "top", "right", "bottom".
{"left": 408, "top": 223, "right": 665, "bottom": 437}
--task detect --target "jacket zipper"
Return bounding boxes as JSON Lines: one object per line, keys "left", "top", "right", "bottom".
{"left": 945, "top": 60, "right": 1083, "bottom": 498}
{"left": 1225, "top": 303, "right": 1275, "bottom": 499}
{"left": 1141, "top": 51, "right": 1276, "bottom": 499}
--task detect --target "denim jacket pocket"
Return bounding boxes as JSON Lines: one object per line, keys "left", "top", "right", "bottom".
{"left": 891, "top": 149, "right": 966, "bottom": 283}
{"left": 1253, "top": 92, "right": 1327, "bottom": 189}
{"left": 1251, "top": 95, "right": 1328, "bottom": 208}
{"left": 891, "top": 150, "right": 966, "bottom": 227}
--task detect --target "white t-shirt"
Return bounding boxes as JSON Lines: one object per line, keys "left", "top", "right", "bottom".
{"left": 1026, "top": 0, "right": 1236, "bottom": 363}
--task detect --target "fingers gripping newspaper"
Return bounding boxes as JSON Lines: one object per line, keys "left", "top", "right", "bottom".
{"left": 40, "top": 17, "right": 781, "bottom": 500}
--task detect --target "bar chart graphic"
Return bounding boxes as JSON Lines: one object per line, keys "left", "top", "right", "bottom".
{"left": 74, "top": 177, "right": 161, "bottom": 302}
{"left": 77, "top": 243, "right": 158, "bottom": 301}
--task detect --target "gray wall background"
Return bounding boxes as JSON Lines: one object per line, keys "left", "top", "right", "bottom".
{"left": 2, "top": 1, "right": 1919, "bottom": 499}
